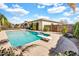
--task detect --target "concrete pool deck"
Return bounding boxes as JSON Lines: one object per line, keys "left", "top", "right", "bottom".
{"left": 0, "top": 30, "right": 62, "bottom": 56}
{"left": 0, "top": 31, "right": 8, "bottom": 41}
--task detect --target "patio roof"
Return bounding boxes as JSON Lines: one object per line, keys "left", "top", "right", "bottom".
{"left": 31, "top": 18, "right": 59, "bottom": 23}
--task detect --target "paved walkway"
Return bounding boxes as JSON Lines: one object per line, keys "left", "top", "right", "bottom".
{"left": 21, "top": 32, "right": 62, "bottom": 56}
{"left": 0, "top": 31, "right": 8, "bottom": 41}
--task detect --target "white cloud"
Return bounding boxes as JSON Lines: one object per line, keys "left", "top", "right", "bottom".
{"left": 75, "top": 8, "right": 79, "bottom": 12}
{"left": 74, "top": 16, "right": 79, "bottom": 23}
{"left": 37, "top": 3, "right": 63, "bottom": 7}
{"left": 59, "top": 17, "right": 73, "bottom": 24}
{"left": 48, "top": 6, "right": 66, "bottom": 13}
{"left": 37, "top": 16, "right": 50, "bottom": 19}
{"left": 37, "top": 3, "right": 52, "bottom": 9}
{"left": 37, "top": 5, "right": 45, "bottom": 8}
{"left": 6, "top": 4, "right": 29, "bottom": 16}
{"left": 12, "top": 4, "right": 21, "bottom": 8}
{"left": 53, "top": 3, "right": 63, "bottom": 7}
{"left": 38, "top": 3, "right": 63, "bottom": 6}
{"left": 64, "top": 11, "right": 73, "bottom": 16}
{"left": 74, "top": 7, "right": 79, "bottom": 14}
{"left": 34, "top": 14, "right": 50, "bottom": 19}
{"left": 6, "top": 8, "right": 29, "bottom": 16}
{"left": 9, "top": 17, "right": 25, "bottom": 24}
{"left": 37, "top": 3, "right": 53, "bottom": 6}
{"left": 0, "top": 3, "right": 8, "bottom": 9}
{"left": 0, "top": 4, "right": 29, "bottom": 16}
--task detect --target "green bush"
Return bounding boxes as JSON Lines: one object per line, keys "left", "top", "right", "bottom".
{"left": 44, "top": 25, "right": 50, "bottom": 31}
{"left": 73, "top": 22, "right": 79, "bottom": 39}
{"left": 0, "top": 29, "right": 1, "bottom": 32}
{"left": 61, "top": 25, "right": 68, "bottom": 34}
{"left": 32, "top": 23, "right": 36, "bottom": 30}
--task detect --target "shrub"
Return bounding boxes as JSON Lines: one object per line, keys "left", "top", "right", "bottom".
{"left": 0, "top": 47, "right": 16, "bottom": 56}
{"left": 44, "top": 25, "right": 51, "bottom": 31}
{"left": 61, "top": 25, "right": 68, "bottom": 34}
{"left": 73, "top": 22, "right": 79, "bottom": 39}
{"left": 0, "top": 29, "right": 1, "bottom": 32}
{"left": 55, "top": 51, "right": 77, "bottom": 56}
{"left": 32, "top": 23, "right": 37, "bottom": 30}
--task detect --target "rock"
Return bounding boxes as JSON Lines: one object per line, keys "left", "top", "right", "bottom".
{"left": 54, "top": 37, "right": 78, "bottom": 55}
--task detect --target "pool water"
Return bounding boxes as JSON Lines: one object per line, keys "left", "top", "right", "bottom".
{"left": 29, "top": 31, "right": 50, "bottom": 36}
{"left": 6, "top": 31, "right": 42, "bottom": 47}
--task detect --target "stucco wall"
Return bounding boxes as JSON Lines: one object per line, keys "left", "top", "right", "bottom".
{"left": 41, "top": 21, "right": 59, "bottom": 31}
{"left": 41, "top": 21, "right": 52, "bottom": 30}
{"left": 32, "top": 20, "right": 59, "bottom": 31}
{"left": 38, "top": 21, "right": 42, "bottom": 31}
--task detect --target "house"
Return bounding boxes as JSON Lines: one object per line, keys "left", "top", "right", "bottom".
{"left": 23, "top": 18, "right": 73, "bottom": 32}
{"left": 29, "top": 18, "right": 61, "bottom": 31}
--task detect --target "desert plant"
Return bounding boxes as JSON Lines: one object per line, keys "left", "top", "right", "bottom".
{"left": 0, "top": 29, "right": 1, "bottom": 32}
{"left": 44, "top": 25, "right": 51, "bottom": 31}
{"left": 73, "top": 22, "right": 79, "bottom": 39}
{"left": 55, "top": 51, "right": 77, "bottom": 56}
{"left": 61, "top": 25, "right": 68, "bottom": 34}
{"left": 0, "top": 47, "right": 16, "bottom": 56}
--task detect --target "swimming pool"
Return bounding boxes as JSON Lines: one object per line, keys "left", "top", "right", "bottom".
{"left": 6, "top": 31, "right": 42, "bottom": 47}
{"left": 29, "top": 31, "right": 50, "bottom": 36}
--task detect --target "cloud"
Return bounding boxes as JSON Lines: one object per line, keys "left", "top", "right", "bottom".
{"left": 74, "top": 16, "right": 79, "bottom": 23}
{"left": 6, "top": 4, "right": 29, "bottom": 16}
{"left": 37, "top": 5, "right": 45, "bottom": 8}
{"left": 64, "top": 8, "right": 79, "bottom": 17}
{"left": 9, "top": 16, "right": 25, "bottom": 24}
{"left": 12, "top": 4, "right": 21, "bottom": 8}
{"left": 37, "top": 3, "right": 64, "bottom": 7}
{"left": 75, "top": 8, "right": 79, "bottom": 12}
{"left": 34, "top": 14, "right": 50, "bottom": 19}
{"left": 59, "top": 17, "right": 73, "bottom": 24}
{"left": 0, "top": 3, "right": 8, "bottom": 9}
{"left": 0, "top": 3, "right": 29, "bottom": 16}
{"left": 6, "top": 8, "right": 29, "bottom": 16}
{"left": 48, "top": 6, "right": 66, "bottom": 13}
{"left": 53, "top": 3, "right": 64, "bottom": 7}
{"left": 38, "top": 3, "right": 63, "bottom": 6}
{"left": 37, "top": 3, "right": 52, "bottom": 9}
{"left": 37, "top": 16, "right": 50, "bottom": 19}
{"left": 63, "top": 11, "right": 73, "bottom": 16}
{"left": 37, "top": 3, "right": 53, "bottom": 6}
{"left": 74, "top": 7, "right": 79, "bottom": 14}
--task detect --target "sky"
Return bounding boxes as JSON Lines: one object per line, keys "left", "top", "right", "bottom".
{"left": 0, "top": 3, "right": 79, "bottom": 24}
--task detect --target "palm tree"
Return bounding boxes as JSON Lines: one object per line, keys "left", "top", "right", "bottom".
{"left": 68, "top": 3, "right": 76, "bottom": 12}
{"left": 0, "top": 14, "right": 11, "bottom": 30}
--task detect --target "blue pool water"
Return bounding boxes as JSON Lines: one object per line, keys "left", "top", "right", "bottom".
{"left": 29, "top": 31, "right": 50, "bottom": 36}
{"left": 6, "top": 31, "right": 42, "bottom": 47}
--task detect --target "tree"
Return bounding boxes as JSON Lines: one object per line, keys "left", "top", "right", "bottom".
{"left": 68, "top": 3, "right": 76, "bottom": 12}
{"left": 73, "top": 22, "right": 79, "bottom": 39}
{"left": 0, "top": 14, "right": 12, "bottom": 29}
